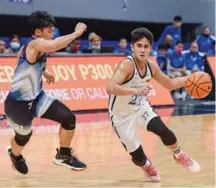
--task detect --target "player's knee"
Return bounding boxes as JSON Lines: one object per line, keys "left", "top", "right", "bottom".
{"left": 147, "top": 117, "right": 177, "bottom": 146}
{"left": 161, "top": 129, "right": 177, "bottom": 145}
{"left": 15, "top": 131, "right": 32, "bottom": 146}
{"left": 130, "top": 145, "right": 147, "bottom": 167}
{"left": 61, "top": 112, "right": 76, "bottom": 130}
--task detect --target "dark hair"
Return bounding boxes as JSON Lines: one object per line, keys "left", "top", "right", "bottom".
{"left": 131, "top": 27, "right": 154, "bottom": 45}
{"left": 176, "top": 41, "right": 183, "bottom": 45}
{"left": 10, "top": 34, "right": 20, "bottom": 42}
{"left": 158, "top": 44, "right": 167, "bottom": 50}
{"left": 71, "top": 38, "right": 81, "bottom": 44}
{"left": 27, "top": 11, "right": 55, "bottom": 34}
{"left": 119, "top": 37, "right": 127, "bottom": 41}
{"left": 174, "top": 16, "right": 182, "bottom": 22}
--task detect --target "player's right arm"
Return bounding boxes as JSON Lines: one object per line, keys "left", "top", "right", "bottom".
{"left": 32, "top": 23, "right": 87, "bottom": 53}
{"left": 106, "top": 59, "right": 151, "bottom": 95}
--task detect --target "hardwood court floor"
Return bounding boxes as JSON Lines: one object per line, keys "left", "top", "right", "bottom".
{"left": 0, "top": 112, "right": 215, "bottom": 187}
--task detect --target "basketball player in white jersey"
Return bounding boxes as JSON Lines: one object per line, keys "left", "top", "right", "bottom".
{"left": 107, "top": 28, "right": 201, "bottom": 182}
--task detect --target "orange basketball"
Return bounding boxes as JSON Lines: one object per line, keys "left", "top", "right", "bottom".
{"left": 185, "top": 72, "right": 212, "bottom": 99}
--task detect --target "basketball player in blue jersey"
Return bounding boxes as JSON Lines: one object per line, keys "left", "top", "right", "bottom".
{"left": 107, "top": 28, "right": 201, "bottom": 182}
{"left": 4, "top": 11, "right": 87, "bottom": 174}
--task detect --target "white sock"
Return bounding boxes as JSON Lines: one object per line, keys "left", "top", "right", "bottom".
{"left": 143, "top": 160, "right": 151, "bottom": 167}
{"left": 172, "top": 145, "right": 182, "bottom": 159}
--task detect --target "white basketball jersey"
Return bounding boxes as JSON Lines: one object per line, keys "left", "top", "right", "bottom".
{"left": 108, "top": 55, "right": 153, "bottom": 116}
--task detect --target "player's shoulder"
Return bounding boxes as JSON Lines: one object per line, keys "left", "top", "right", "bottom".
{"left": 116, "top": 56, "right": 134, "bottom": 74}
{"left": 119, "top": 56, "right": 134, "bottom": 68}
{"left": 31, "top": 37, "right": 45, "bottom": 44}
{"left": 146, "top": 60, "right": 158, "bottom": 75}
{"left": 147, "top": 60, "right": 157, "bottom": 67}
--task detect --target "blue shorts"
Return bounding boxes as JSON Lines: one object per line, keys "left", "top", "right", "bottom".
{"left": 4, "top": 90, "right": 55, "bottom": 135}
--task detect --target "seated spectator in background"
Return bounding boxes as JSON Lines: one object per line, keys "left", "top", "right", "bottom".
{"left": 157, "top": 16, "right": 182, "bottom": 45}
{"left": 6, "top": 34, "right": 21, "bottom": 54}
{"left": 168, "top": 41, "right": 186, "bottom": 77}
{"left": 0, "top": 40, "right": 7, "bottom": 55}
{"left": 156, "top": 44, "right": 168, "bottom": 74}
{"left": 196, "top": 26, "right": 215, "bottom": 53}
{"left": 151, "top": 35, "right": 174, "bottom": 56}
{"left": 168, "top": 41, "right": 186, "bottom": 100}
{"left": 66, "top": 38, "right": 82, "bottom": 54}
{"left": 52, "top": 26, "right": 60, "bottom": 39}
{"left": 88, "top": 32, "right": 97, "bottom": 48}
{"left": 114, "top": 38, "right": 131, "bottom": 55}
{"left": 83, "top": 34, "right": 102, "bottom": 53}
{"left": 163, "top": 35, "right": 174, "bottom": 52}
{"left": 207, "top": 40, "right": 215, "bottom": 55}
{"left": 182, "top": 41, "right": 205, "bottom": 74}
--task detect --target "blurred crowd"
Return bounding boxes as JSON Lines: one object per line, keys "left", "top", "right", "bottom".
{"left": 0, "top": 16, "right": 215, "bottom": 101}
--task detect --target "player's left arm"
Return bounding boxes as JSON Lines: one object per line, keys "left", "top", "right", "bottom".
{"left": 149, "top": 61, "right": 189, "bottom": 90}
{"left": 17, "top": 46, "right": 24, "bottom": 58}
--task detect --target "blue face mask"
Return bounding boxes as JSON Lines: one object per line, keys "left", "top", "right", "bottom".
{"left": 10, "top": 42, "right": 20, "bottom": 50}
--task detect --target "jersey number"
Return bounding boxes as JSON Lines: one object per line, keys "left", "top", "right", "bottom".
{"left": 129, "top": 94, "right": 143, "bottom": 105}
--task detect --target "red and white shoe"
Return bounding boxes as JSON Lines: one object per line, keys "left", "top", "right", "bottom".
{"left": 174, "top": 152, "right": 201, "bottom": 172}
{"left": 142, "top": 161, "right": 161, "bottom": 182}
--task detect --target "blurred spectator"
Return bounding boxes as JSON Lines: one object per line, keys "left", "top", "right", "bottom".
{"left": 91, "top": 34, "right": 102, "bottom": 53}
{"left": 151, "top": 35, "right": 173, "bottom": 56}
{"left": 182, "top": 41, "right": 205, "bottom": 74}
{"left": 156, "top": 44, "right": 168, "bottom": 74}
{"left": 114, "top": 38, "right": 131, "bottom": 55}
{"left": 66, "top": 38, "right": 82, "bottom": 54}
{"left": 168, "top": 41, "right": 186, "bottom": 76}
{"left": 163, "top": 35, "right": 174, "bottom": 51}
{"left": 83, "top": 34, "right": 102, "bottom": 53}
{"left": 157, "top": 16, "right": 182, "bottom": 45}
{"left": 0, "top": 40, "right": 7, "bottom": 55}
{"left": 168, "top": 41, "right": 186, "bottom": 100}
{"left": 88, "top": 32, "right": 97, "bottom": 48}
{"left": 53, "top": 26, "right": 60, "bottom": 39}
{"left": 207, "top": 40, "right": 215, "bottom": 56}
{"left": 6, "top": 34, "right": 21, "bottom": 54}
{"left": 150, "top": 49, "right": 157, "bottom": 56}
{"left": 196, "top": 26, "right": 215, "bottom": 53}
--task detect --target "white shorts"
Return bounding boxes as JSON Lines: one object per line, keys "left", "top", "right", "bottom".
{"left": 110, "top": 103, "right": 158, "bottom": 153}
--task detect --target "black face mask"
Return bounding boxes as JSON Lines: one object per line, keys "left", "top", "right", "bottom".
{"left": 203, "top": 34, "right": 210, "bottom": 38}
{"left": 165, "top": 44, "right": 172, "bottom": 49}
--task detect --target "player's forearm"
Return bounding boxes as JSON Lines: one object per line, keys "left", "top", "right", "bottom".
{"left": 52, "top": 32, "right": 80, "bottom": 51}
{"left": 170, "top": 76, "right": 189, "bottom": 90}
{"left": 106, "top": 84, "right": 135, "bottom": 95}
{"left": 43, "top": 70, "right": 51, "bottom": 78}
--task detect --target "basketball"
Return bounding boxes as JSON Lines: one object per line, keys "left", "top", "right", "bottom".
{"left": 185, "top": 72, "right": 212, "bottom": 99}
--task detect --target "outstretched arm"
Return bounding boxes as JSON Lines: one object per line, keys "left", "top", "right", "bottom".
{"left": 149, "top": 61, "right": 189, "bottom": 90}
{"left": 32, "top": 23, "right": 87, "bottom": 53}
